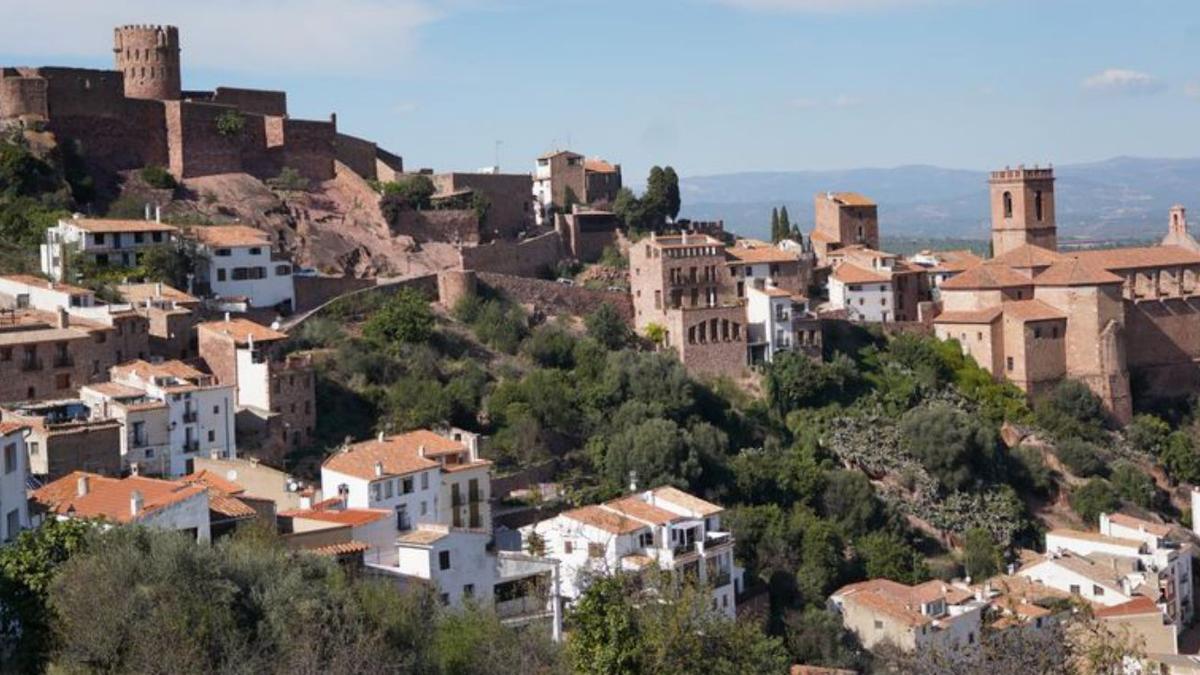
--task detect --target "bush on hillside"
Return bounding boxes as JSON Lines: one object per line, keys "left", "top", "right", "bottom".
{"left": 1054, "top": 438, "right": 1106, "bottom": 478}
{"left": 139, "top": 164, "right": 177, "bottom": 190}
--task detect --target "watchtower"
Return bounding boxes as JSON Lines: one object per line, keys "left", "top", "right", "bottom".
{"left": 990, "top": 165, "right": 1057, "bottom": 258}
{"left": 113, "top": 25, "right": 181, "bottom": 100}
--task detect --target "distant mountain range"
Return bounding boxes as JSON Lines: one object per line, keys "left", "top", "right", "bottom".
{"left": 677, "top": 157, "right": 1200, "bottom": 244}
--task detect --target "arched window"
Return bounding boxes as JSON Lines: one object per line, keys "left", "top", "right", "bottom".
{"left": 1035, "top": 190, "right": 1043, "bottom": 222}
{"left": 1003, "top": 191, "right": 1013, "bottom": 219}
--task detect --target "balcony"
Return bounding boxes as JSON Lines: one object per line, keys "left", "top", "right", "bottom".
{"left": 53, "top": 354, "right": 74, "bottom": 368}
{"left": 21, "top": 358, "right": 43, "bottom": 372}
{"left": 184, "top": 440, "right": 199, "bottom": 453}
{"left": 182, "top": 411, "right": 198, "bottom": 424}
{"left": 710, "top": 570, "right": 732, "bottom": 588}
{"left": 129, "top": 435, "right": 148, "bottom": 448}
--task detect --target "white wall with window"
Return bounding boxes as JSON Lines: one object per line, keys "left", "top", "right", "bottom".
{"left": 0, "top": 424, "right": 30, "bottom": 544}
{"left": 198, "top": 243, "right": 294, "bottom": 311}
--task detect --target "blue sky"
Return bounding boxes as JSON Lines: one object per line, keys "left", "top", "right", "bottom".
{"left": 2, "top": 0, "right": 1198, "bottom": 183}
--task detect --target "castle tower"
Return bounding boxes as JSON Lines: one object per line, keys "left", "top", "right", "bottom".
{"left": 113, "top": 25, "right": 181, "bottom": 100}
{"left": 1169, "top": 205, "right": 1188, "bottom": 238}
{"left": 989, "top": 165, "right": 1057, "bottom": 258}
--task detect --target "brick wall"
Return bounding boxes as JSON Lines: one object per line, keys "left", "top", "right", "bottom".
{"left": 0, "top": 317, "right": 151, "bottom": 404}
{"left": 267, "top": 356, "right": 316, "bottom": 450}
{"left": 166, "top": 101, "right": 248, "bottom": 178}
{"left": 211, "top": 87, "right": 287, "bottom": 117}
{"left": 35, "top": 423, "right": 123, "bottom": 480}
{"left": 477, "top": 272, "right": 633, "bottom": 322}
{"left": 458, "top": 231, "right": 565, "bottom": 277}
{"left": 334, "top": 133, "right": 378, "bottom": 181}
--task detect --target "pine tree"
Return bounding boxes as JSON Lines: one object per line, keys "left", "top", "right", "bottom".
{"left": 779, "top": 205, "right": 791, "bottom": 242}
{"left": 770, "top": 207, "right": 780, "bottom": 242}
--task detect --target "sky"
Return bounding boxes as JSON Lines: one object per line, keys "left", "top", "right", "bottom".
{"left": 1, "top": 0, "right": 1198, "bottom": 183}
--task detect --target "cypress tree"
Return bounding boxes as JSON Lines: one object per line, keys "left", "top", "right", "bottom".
{"left": 770, "top": 207, "right": 780, "bottom": 242}
{"left": 779, "top": 205, "right": 791, "bottom": 241}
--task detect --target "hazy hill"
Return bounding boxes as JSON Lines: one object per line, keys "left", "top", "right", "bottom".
{"left": 678, "top": 157, "right": 1200, "bottom": 243}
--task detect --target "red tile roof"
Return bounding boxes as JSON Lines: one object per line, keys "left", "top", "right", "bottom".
{"left": 1094, "top": 596, "right": 1161, "bottom": 619}
{"left": 1033, "top": 259, "right": 1124, "bottom": 287}
{"left": 583, "top": 158, "right": 619, "bottom": 174}
{"left": 1071, "top": 245, "right": 1200, "bottom": 271}
{"left": 725, "top": 245, "right": 799, "bottom": 264}
{"left": 0, "top": 274, "right": 93, "bottom": 295}
{"left": 991, "top": 244, "right": 1064, "bottom": 268}
{"left": 311, "top": 540, "right": 370, "bottom": 556}
{"left": 650, "top": 486, "right": 723, "bottom": 516}
{"left": 185, "top": 225, "right": 272, "bottom": 248}
{"left": 182, "top": 470, "right": 245, "bottom": 496}
{"left": 280, "top": 506, "right": 391, "bottom": 527}
{"left": 832, "top": 263, "right": 890, "bottom": 284}
{"left": 824, "top": 192, "right": 875, "bottom": 207}
{"left": 939, "top": 263, "right": 1032, "bottom": 290}
{"left": 1002, "top": 299, "right": 1066, "bottom": 323}
{"left": 31, "top": 471, "right": 205, "bottom": 523}
{"left": 65, "top": 218, "right": 178, "bottom": 234}
{"left": 0, "top": 421, "right": 29, "bottom": 436}
{"left": 562, "top": 504, "right": 650, "bottom": 535}
{"left": 322, "top": 430, "right": 466, "bottom": 480}
{"left": 934, "top": 307, "right": 1004, "bottom": 324}
{"left": 196, "top": 318, "right": 286, "bottom": 345}
{"left": 1106, "top": 513, "right": 1172, "bottom": 538}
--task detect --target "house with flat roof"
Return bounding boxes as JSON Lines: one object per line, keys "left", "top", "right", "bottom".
{"left": 41, "top": 215, "right": 177, "bottom": 281}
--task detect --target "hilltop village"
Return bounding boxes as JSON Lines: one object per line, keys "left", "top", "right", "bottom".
{"left": 6, "top": 23, "right": 1200, "bottom": 675}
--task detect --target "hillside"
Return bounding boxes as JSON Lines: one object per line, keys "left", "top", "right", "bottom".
{"left": 679, "top": 156, "right": 1200, "bottom": 242}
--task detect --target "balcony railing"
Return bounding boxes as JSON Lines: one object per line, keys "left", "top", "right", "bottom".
{"left": 53, "top": 354, "right": 74, "bottom": 368}
{"left": 673, "top": 542, "right": 696, "bottom": 557}
{"left": 182, "top": 411, "right": 198, "bottom": 424}
{"left": 21, "top": 358, "right": 43, "bottom": 372}
{"left": 184, "top": 440, "right": 199, "bottom": 453}
{"left": 711, "top": 570, "right": 732, "bottom": 588}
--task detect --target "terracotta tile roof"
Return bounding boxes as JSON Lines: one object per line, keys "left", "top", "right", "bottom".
{"left": 398, "top": 527, "right": 451, "bottom": 545}
{"left": 1094, "top": 596, "right": 1161, "bottom": 619}
{"left": 0, "top": 421, "right": 28, "bottom": 435}
{"left": 117, "top": 283, "right": 198, "bottom": 305}
{"left": 931, "top": 250, "right": 985, "bottom": 273}
{"left": 538, "top": 149, "right": 581, "bottom": 160}
{"left": 1106, "top": 513, "right": 1172, "bottom": 538}
{"left": 934, "top": 307, "right": 1003, "bottom": 324}
{"left": 650, "top": 486, "right": 724, "bottom": 516}
{"left": 939, "top": 262, "right": 1033, "bottom": 290}
{"left": 65, "top": 218, "right": 178, "bottom": 234}
{"left": 207, "top": 493, "right": 257, "bottom": 519}
{"left": 832, "top": 263, "right": 890, "bottom": 284}
{"left": 312, "top": 540, "right": 370, "bottom": 556}
{"left": 562, "top": 504, "right": 649, "bottom": 535}
{"left": 82, "top": 381, "right": 149, "bottom": 399}
{"left": 112, "top": 359, "right": 206, "bottom": 383}
{"left": 824, "top": 192, "right": 875, "bottom": 207}
{"left": 196, "top": 318, "right": 286, "bottom": 345}
{"left": 0, "top": 274, "right": 93, "bottom": 295}
{"left": 991, "top": 244, "right": 1064, "bottom": 268}
{"left": 753, "top": 286, "right": 794, "bottom": 298}
{"left": 1024, "top": 552, "right": 1125, "bottom": 591}
{"left": 322, "top": 430, "right": 462, "bottom": 480}
{"left": 606, "top": 496, "right": 683, "bottom": 525}
{"left": 182, "top": 470, "right": 245, "bottom": 496}
{"left": 725, "top": 245, "right": 799, "bottom": 264}
{"left": 1033, "top": 259, "right": 1124, "bottom": 287}
{"left": 282, "top": 507, "right": 391, "bottom": 527}
{"left": 583, "top": 158, "right": 619, "bottom": 174}
{"left": 185, "top": 225, "right": 272, "bottom": 248}
{"left": 1002, "top": 299, "right": 1066, "bottom": 323}
{"left": 31, "top": 471, "right": 205, "bottom": 524}
{"left": 1071, "top": 245, "right": 1200, "bottom": 271}
{"left": 841, "top": 585, "right": 932, "bottom": 628}
{"left": 0, "top": 326, "right": 93, "bottom": 347}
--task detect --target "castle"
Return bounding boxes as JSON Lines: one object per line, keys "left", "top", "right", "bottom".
{"left": 0, "top": 25, "right": 402, "bottom": 183}
{"left": 933, "top": 166, "right": 1200, "bottom": 423}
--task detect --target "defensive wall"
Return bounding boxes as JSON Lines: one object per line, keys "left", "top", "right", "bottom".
{"left": 458, "top": 230, "right": 565, "bottom": 278}
{"left": 1124, "top": 298, "right": 1200, "bottom": 395}
{"left": 334, "top": 132, "right": 379, "bottom": 181}
{"left": 477, "top": 272, "right": 634, "bottom": 323}
{"left": 293, "top": 275, "right": 377, "bottom": 314}
{"left": 391, "top": 209, "right": 482, "bottom": 245}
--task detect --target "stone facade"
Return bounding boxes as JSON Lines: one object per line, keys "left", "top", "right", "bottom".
{"left": 431, "top": 172, "right": 535, "bottom": 241}
{"left": 2, "top": 401, "right": 122, "bottom": 480}
{"left": 811, "top": 192, "right": 880, "bottom": 262}
{"left": 556, "top": 210, "right": 622, "bottom": 263}
{"left": 989, "top": 167, "right": 1057, "bottom": 257}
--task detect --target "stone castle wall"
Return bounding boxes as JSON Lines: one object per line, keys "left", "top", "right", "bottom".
{"left": 392, "top": 209, "right": 482, "bottom": 245}
{"left": 334, "top": 133, "right": 378, "bottom": 181}
{"left": 211, "top": 87, "right": 286, "bottom": 117}
{"left": 1124, "top": 298, "right": 1200, "bottom": 394}
{"left": 477, "top": 272, "right": 633, "bottom": 322}
{"left": 279, "top": 118, "right": 336, "bottom": 182}
{"left": 458, "top": 230, "right": 565, "bottom": 278}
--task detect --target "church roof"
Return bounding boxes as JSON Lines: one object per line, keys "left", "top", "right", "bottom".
{"left": 1033, "top": 259, "right": 1124, "bottom": 287}
{"left": 991, "top": 244, "right": 1064, "bottom": 269}
{"left": 1070, "top": 245, "right": 1200, "bottom": 271}
{"left": 939, "top": 263, "right": 1032, "bottom": 290}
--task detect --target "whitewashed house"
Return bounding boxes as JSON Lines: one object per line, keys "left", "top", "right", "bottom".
{"left": 523, "top": 486, "right": 740, "bottom": 618}
{"left": 81, "top": 360, "right": 236, "bottom": 477}
{"left": 41, "top": 215, "right": 177, "bottom": 281}
{"left": 0, "top": 422, "right": 30, "bottom": 544}
{"left": 186, "top": 225, "right": 295, "bottom": 312}
{"left": 30, "top": 471, "right": 212, "bottom": 543}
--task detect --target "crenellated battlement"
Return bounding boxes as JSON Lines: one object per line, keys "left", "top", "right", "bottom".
{"left": 113, "top": 24, "right": 180, "bottom": 100}
{"left": 990, "top": 165, "right": 1055, "bottom": 183}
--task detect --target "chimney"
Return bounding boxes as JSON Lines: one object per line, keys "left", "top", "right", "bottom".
{"left": 56, "top": 307, "right": 69, "bottom": 329}
{"left": 299, "top": 494, "right": 312, "bottom": 510}
{"left": 144, "top": 203, "right": 152, "bottom": 221}
{"left": 374, "top": 461, "right": 384, "bottom": 477}
{"left": 418, "top": 444, "right": 426, "bottom": 458}
{"left": 154, "top": 205, "right": 161, "bottom": 223}
{"left": 130, "top": 489, "right": 144, "bottom": 517}
{"left": 223, "top": 312, "right": 231, "bottom": 323}
{"left": 76, "top": 474, "right": 90, "bottom": 496}
{"left": 628, "top": 470, "right": 638, "bottom": 493}
{"left": 377, "top": 430, "right": 385, "bottom": 443}
{"left": 155, "top": 281, "right": 163, "bottom": 297}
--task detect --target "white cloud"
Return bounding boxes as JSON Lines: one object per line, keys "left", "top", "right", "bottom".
{"left": 1082, "top": 69, "right": 1165, "bottom": 95}
{"left": 1186, "top": 82, "right": 1200, "bottom": 99}
{"left": 715, "top": 0, "right": 942, "bottom": 12}
{"left": 0, "top": 0, "right": 446, "bottom": 75}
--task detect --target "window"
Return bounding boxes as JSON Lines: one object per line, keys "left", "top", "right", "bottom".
{"left": 249, "top": 247, "right": 262, "bottom": 255}
{"left": 4, "top": 509, "right": 19, "bottom": 543}
{"left": 638, "top": 531, "right": 653, "bottom": 548}
{"left": 207, "top": 430, "right": 215, "bottom": 442}
{"left": 28, "top": 441, "right": 38, "bottom": 456}
{"left": 134, "top": 232, "right": 144, "bottom": 244}
{"left": 152, "top": 231, "right": 163, "bottom": 243}
{"left": 2, "top": 443, "right": 16, "bottom": 473}
{"left": 1035, "top": 190, "right": 1044, "bottom": 221}
{"left": 94, "top": 233, "right": 106, "bottom": 245}
{"left": 1006, "top": 357, "right": 1014, "bottom": 371}
{"left": 873, "top": 620, "right": 883, "bottom": 630}
{"left": 1003, "top": 191, "right": 1013, "bottom": 219}
{"left": 420, "top": 501, "right": 427, "bottom": 516}
{"left": 1034, "top": 327, "right": 1042, "bottom": 339}
{"left": 463, "top": 584, "right": 474, "bottom": 598}
{"left": 217, "top": 269, "right": 227, "bottom": 282}
{"left": 402, "top": 477, "right": 414, "bottom": 494}
{"left": 587, "top": 543, "right": 604, "bottom": 558}
{"left": 1093, "top": 585, "right": 1104, "bottom": 596}
{"left": 439, "top": 593, "right": 449, "bottom": 605}
{"left": 275, "top": 265, "right": 291, "bottom": 276}
{"left": 372, "top": 483, "right": 382, "bottom": 501}
{"left": 385, "top": 480, "right": 394, "bottom": 498}
{"left": 1069, "top": 584, "right": 1080, "bottom": 595}
{"left": 439, "top": 550, "right": 451, "bottom": 570}
{"left": 215, "top": 248, "right": 232, "bottom": 257}
{"left": 421, "top": 471, "right": 429, "bottom": 490}
{"left": 976, "top": 332, "right": 982, "bottom": 341}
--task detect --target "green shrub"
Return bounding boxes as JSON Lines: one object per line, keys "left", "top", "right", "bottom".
{"left": 1035, "top": 379, "right": 1107, "bottom": 441}
{"left": 1054, "top": 438, "right": 1106, "bottom": 478}
{"left": 363, "top": 288, "right": 434, "bottom": 346}
{"left": 1009, "top": 445, "right": 1054, "bottom": 497}
{"left": 585, "top": 302, "right": 630, "bottom": 350}
{"left": 214, "top": 109, "right": 245, "bottom": 137}
{"left": 1110, "top": 460, "right": 1155, "bottom": 508}
{"left": 1127, "top": 414, "right": 1170, "bottom": 456}
{"left": 1070, "top": 479, "right": 1120, "bottom": 525}
{"left": 139, "top": 164, "right": 177, "bottom": 190}
{"left": 266, "top": 167, "right": 310, "bottom": 192}
{"left": 899, "top": 405, "right": 998, "bottom": 492}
